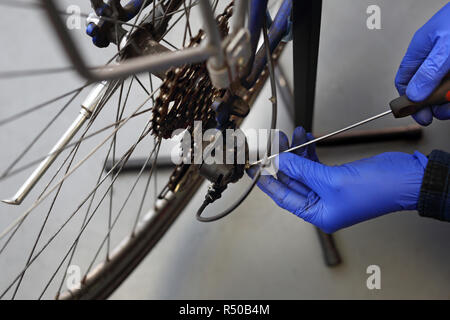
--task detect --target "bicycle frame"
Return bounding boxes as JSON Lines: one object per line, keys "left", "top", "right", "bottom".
{"left": 42, "top": 0, "right": 233, "bottom": 82}
{"left": 41, "top": 0, "right": 291, "bottom": 84}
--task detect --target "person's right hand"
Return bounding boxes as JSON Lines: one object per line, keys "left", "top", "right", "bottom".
{"left": 395, "top": 3, "right": 450, "bottom": 126}
{"left": 250, "top": 127, "right": 428, "bottom": 234}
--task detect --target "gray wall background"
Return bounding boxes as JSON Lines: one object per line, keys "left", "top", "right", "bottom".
{"left": 0, "top": 0, "right": 448, "bottom": 299}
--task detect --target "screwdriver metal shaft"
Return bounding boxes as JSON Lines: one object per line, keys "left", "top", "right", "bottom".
{"left": 253, "top": 73, "right": 450, "bottom": 166}
{"left": 251, "top": 109, "right": 393, "bottom": 166}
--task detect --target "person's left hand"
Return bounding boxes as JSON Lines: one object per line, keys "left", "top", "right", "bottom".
{"left": 249, "top": 127, "right": 428, "bottom": 233}
{"left": 394, "top": 3, "right": 450, "bottom": 125}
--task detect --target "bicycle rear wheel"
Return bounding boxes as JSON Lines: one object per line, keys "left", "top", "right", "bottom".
{"left": 0, "top": 0, "right": 287, "bottom": 299}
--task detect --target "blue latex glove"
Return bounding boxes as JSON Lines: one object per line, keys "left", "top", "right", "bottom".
{"left": 395, "top": 3, "right": 450, "bottom": 126}
{"left": 250, "top": 127, "right": 428, "bottom": 233}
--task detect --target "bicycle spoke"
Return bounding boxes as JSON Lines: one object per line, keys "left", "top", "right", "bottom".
{"left": 0, "top": 222, "right": 22, "bottom": 256}
{"left": 149, "top": 74, "right": 156, "bottom": 104}
{"left": 148, "top": 76, "right": 158, "bottom": 207}
{"left": 161, "top": 38, "right": 179, "bottom": 50}
{"left": 106, "top": 80, "right": 128, "bottom": 261}
{"left": 132, "top": 139, "right": 161, "bottom": 234}
{"left": 182, "top": 0, "right": 193, "bottom": 47}
{"left": 133, "top": 75, "right": 151, "bottom": 95}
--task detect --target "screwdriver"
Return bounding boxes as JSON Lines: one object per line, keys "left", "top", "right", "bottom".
{"left": 252, "top": 74, "right": 450, "bottom": 166}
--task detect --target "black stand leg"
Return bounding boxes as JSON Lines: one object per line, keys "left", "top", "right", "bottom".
{"left": 292, "top": 0, "right": 322, "bottom": 134}
{"left": 292, "top": 0, "right": 342, "bottom": 267}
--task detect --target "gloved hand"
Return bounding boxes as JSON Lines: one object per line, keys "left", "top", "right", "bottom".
{"left": 395, "top": 3, "right": 450, "bottom": 126}
{"left": 250, "top": 127, "right": 428, "bottom": 234}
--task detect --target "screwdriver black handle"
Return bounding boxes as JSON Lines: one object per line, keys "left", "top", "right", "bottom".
{"left": 390, "top": 74, "right": 450, "bottom": 118}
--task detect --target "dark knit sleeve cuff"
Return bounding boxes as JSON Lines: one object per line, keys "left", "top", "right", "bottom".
{"left": 417, "top": 150, "right": 450, "bottom": 222}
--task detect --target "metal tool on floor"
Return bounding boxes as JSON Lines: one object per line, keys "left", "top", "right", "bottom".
{"left": 251, "top": 74, "right": 450, "bottom": 166}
